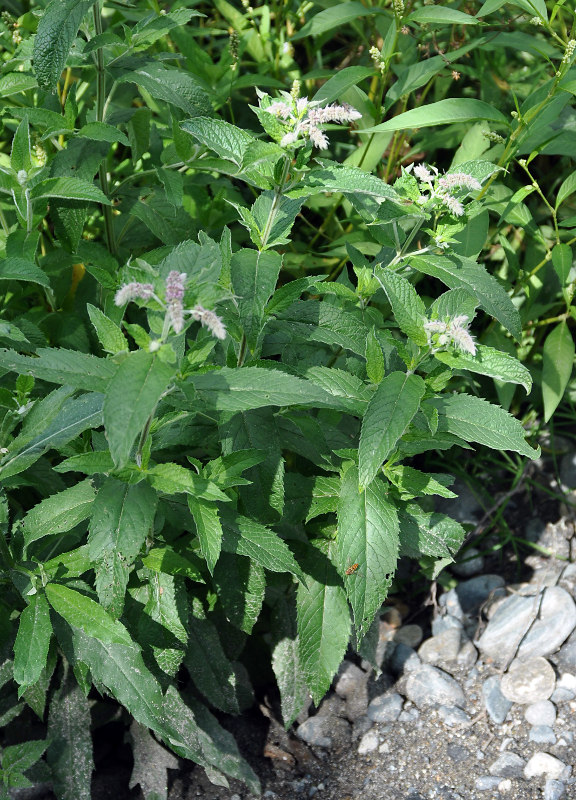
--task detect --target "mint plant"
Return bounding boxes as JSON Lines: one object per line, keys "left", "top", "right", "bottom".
{"left": 0, "top": 1, "right": 564, "bottom": 797}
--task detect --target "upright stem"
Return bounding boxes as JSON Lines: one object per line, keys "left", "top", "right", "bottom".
{"left": 259, "top": 155, "right": 291, "bottom": 250}
{"left": 93, "top": 1, "right": 118, "bottom": 259}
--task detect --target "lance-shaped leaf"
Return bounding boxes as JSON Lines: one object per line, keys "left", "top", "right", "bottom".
{"left": 435, "top": 344, "right": 532, "bottom": 393}
{"left": 374, "top": 267, "right": 428, "bottom": 346}
{"left": 22, "top": 479, "right": 96, "bottom": 546}
{"left": 364, "top": 98, "right": 508, "bottom": 133}
{"left": 47, "top": 668, "right": 93, "bottom": 800}
{"left": 103, "top": 351, "right": 176, "bottom": 467}
{"left": 187, "top": 497, "right": 223, "bottom": 574}
{"left": 0, "top": 348, "right": 116, "bottom": 391}
{"left": 221, "top": 512, "right": 304, "bottom": 579}
{"left": 213, "top": 552, "right": 265, "bottom": 635}
{"left": 113, "top": 60, "right": 212, "bottom": 117}
{"left": 138, "top": 574, "right": 188, "bottom": 678}
{"left": 337, "top": 468, "right": 399, "bottom": 640}
{"left": 542, "top": 321, "right": 575, "bottom": 422}
{"left": 30, "top": 177, "right": 111, "bottom": 205}
{"left": 409, "top": 254, "right": 521, "bottom": 341}
{"left": 359, "top": 372, "right": 425, "bottom": 488}
{"left": 398, "top": 503, "right": 465, "bottom": 560}
{"left": 296, "top": 539, "right": 350, "bottom": 704}
{"left": 33, "top": 0, "right": 97, "bottom": 90}
{"left": 45, "top": 584, "right": 134, "bottom": 646}
{"left": 13, "top": 593, "right": 52, "bottom": 689}
{"left": 231, "top": 248, "right": 282, "bottom": 351}
{"left": 180, "top": 117, "right": 255, "bottom": 165}
{"left": 427, "top": 394, "right": 540, "bottom": 458}
{"left": 270, "top": 592, "right": 310, "bottom": 728}
{"left": 89, "top": 478, "right": 157, "bottom": 616}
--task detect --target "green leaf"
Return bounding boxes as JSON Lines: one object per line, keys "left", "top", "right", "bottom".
{"left": 76, "top": 122, "right": 130, "bottom": 146}
{"left": 213, "top": 552, "right": 265, "bottom": 635}
{"left": 410, "top": 254, "right": 521, "bottom": 340}
{"left": 184, "top": 608, "right": 242, "bottom": 714}
{"left": 407, "top": 6, "right": 479, "bottom": 24}
{"left": 221, "top": 512, "right": 304, "bottom": 579}
{"left": 435, "top": 344, "right": 532, "bottom": 393}
{"left": 47, "top": 669, "right": 93, "bottom": 800}
{"left": 231, "top": 249, "right": 282, "bottom": 351}
{"left": 365, "top": 99, "right": 508, "bottom": 133}
{"left": 551, "top": 243, "right": 573, "bottom": 286}
{"left": 22, "top": 479, "right": 96, "bottom": 545}
{"left": 1, "top": 392, "right": 104, "bottom": 480}
{"left": 114, "top": 60, "right": 212, "bottom": 117}
{"left": 180, "top": 117, "right": 255, "bottom": 165}
{"left": 291, "top": 163, "right": 397, "bottom": 200}
{"left": 103, "top": 351, "right": 176, "bottom": 468}
{"left": 296, "top": 539, "right": 350, "bottom": 704}
{"left": 305, "top": 366, "right": 371, "bottom": 415}
{"left": 141, "top": 547, "right": 205, "bottom": 582}
{"left": 0, "top": 258, "right": 51, "bottom": 288}
{"left": 365, "top": 329, "right": 385, "bottom": 384}
{"left": 387, "top": 466, "right": 456, "bottom": 499}
{"left": 187, "top": 367, "right": 335, "bottom": 412}
{"left": 130, "top": 8, "right": 204, "bottom": 47}
{"left": 555, "top": 171, "right": 576, "bottom": 210}
{"left": 0, "top": 348, "right": 116, "bottom": 391}
{"left": 147, "top": 463, "right": 229, "bottom": 502}
{"left": 13, "top": 593, "right": 52, "bottom": 689}
{"left": 542, "top": 322, "right": 575, "bottom": 422}
{"left": 187, "top": 497, "right": 223, "bottom": 574}
{"left": 87, "top": 304, "right": 128, "bottom": 354}
{"left": 1, "top": 740, "right": 48, "bottom": 777}
{"left": 427, "top": 394, "right": 540, "bottom": 458}
{"left": 374, "top": 267, "right": 428, "bottom": 346}
{"left": 0, "top": 73, "right": 38, "bottom": 98}
{"left": 89, "top": 478, "right": 157, "bottom": 615}
{"left": 270, "top": 595, "right": 309, "bottom": 727}
{"left": 291, "top": 2, "right": 385, "bottom": 40}
{"left": 33, "top": 0, "right": 97, "bottom": 90}
{"left": 398, "top": 504, "right": 464, "bottom": 559}
{"left": 30, "top": 177, "right": 112, "bottom": 205}
{"left": 10, "top": 119, "right": 32, "bottom": 173}
{"left": 53, "top": 450, "right": 114, "bottom": 475}
{"left": 46, "top": 584, "right": 134, "bottom": 646}
{"left": 313, "top": 66, "right": 375, "bottom": 105}
{"left": 252, "top": 193, "right": 303, "bottom": 249}
{"left": 337, "top": 468, "right": 399, "bottom": 640}
{"left": 359, "top": 372, "right": 425, "bottom": 488}
{"left": 138, "top": 573, "right": 188, "bottom": 677}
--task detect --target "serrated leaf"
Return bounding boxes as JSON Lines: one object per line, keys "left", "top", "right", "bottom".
{"left": 88, "top": 304, "right": 128, "bottom": 354}
{"left": 296, "top": 539, "right": 350, "bottom": 704}
{"left": 138, "top": 573, "right": 188, "bottom": 677}
{"left": 305, "top": 476, "right": 340, "bottom": 522}
{"left": 187, "top": 497, "right": 223, "bottom": 574}
{"left": 374, "top": 267, "right": 428, "bottom": 346}
{"left": 270, "top": 594, "right": 309, "bottom": 727}
{"left": 290, "top": 163, "right": 398, "bottom": 201}
{"left": 114, "top": 60, "right": 212, "bottom": 117}
{"left": 180, "top": 117, "right": 255, "bottom": 165}
{"left": 76, "top": 122, "right": 130, "bottom": 146}
{"left": 365, "top": 328, "right": 385, "bottom": 384}
{"left": 221, "top": 512, "right": 304, "bottom": 579}
{"left": 46, "top": 584, "right": 134, "bottom": 646}
{"left": 359, "top": 372, "right": 425, "bottom": 488}
{"left": 387, "top": 466, "right": 456, "bottom": 499}
{"left": 141, "top": 547, "right": 205, "bottom": 582}
{"left": 33, "top": 0, "right": 97, "bottom": 90}
{"left": 410, "top": 253, "right": 521, "bottom": 341}
{"left": 0, "top": 73, "right": 38, "bottom": 98}
{"left": 428, "top": 394, "right": 540, "bottom": 458}
{"left": 22, "top": 479, "right": 95, "bottom": 546}
{"left": 251, "top": 193, "right": 303, "bottom": 249}
{"left": 11, "top": 119, "right": 32, "bottom": 173}
{"left": 103, "top": 351, "right": 176, "bottom": 468}
{"left": 542, "top": 321, "right": 575, "bottom": 422}
{"left": 54, "top": 451, "right": 115, "bottom": 475}
{"left": 304, "top": 366, "right": 371, "bottom": 416}
{"left": 398, "top": 504, "right": 464, "bottom": 559}
{"left": 337, "top": 468, "right": 399, "bottom": 640}
{"left": 14, "top": 593, "right": 52, "bottom": 689}
{"left": 231, "top": 249, "right": 282, "bottom": 351}
{"left": 147, "top": 463, "right": 229, "bottom": 502}
{"left": 0, "top": 392, "right": 104, "bottom": 480}
{"left": 213, "top": 552, "right": 265, "bottom": 634}
{"left": 0, "top": 258, "right": 50, "bottom": 288}
{"left": 30, "top": 177, "right": 111, "bottom": 204}
{"left": 0, "top": 348, "right": 116, "bottom": 391}
{"left": 435, "top": 344, "right": 532, "bottom": 393}
{"left": 1, "top": 739, "right": 48, "bottom": 776}
{"left": 47, "top": 668, "right": 93, "bottom": 800}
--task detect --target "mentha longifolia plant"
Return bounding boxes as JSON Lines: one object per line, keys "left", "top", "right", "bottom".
{"left": 0, "top": 76, "right": 540, "bottom": 797}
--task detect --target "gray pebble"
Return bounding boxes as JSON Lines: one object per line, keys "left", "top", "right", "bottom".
{"left": 405, "top": 665, "right": 466, "bottom": 709}
{"left": 475, "top": 776, "right": 502, "bottom": 791}
{"left": 555, "top": 630, "right": 576, "bottom": 672}
{"left": 431, "top": 614, "right": 464, "bottom": 636}
{"left": 367, "top": 693, "right": 403, "bottom": 723}
{"left": 296, "top": 717, "right": 332, "bottom": 747}
{"left": 438, "top": 706, "right": 471, "bottom": 727}
{"left": 441, "top": 575, "right": 505, "bottom": 620}
{"left": 551, "top": 687, "right": 575, "bottom": 703}
{"left": 529, "top": 725, "right": 557, "bottom": 744}
{"left": 393, "top": 624, "right": 423, "bottom": 649}
{"left": 524, "top": 752, "right": 571, "bottom": 780}
{"left": 398, "top": 708, "right": 419, "bottom": 723}
{"left": 418, "top": 628, "right": 462, "bottom": 665}
{"left": 389, "top": 642, "right": 422, "bottom": 675}
{"left": 524, "top": 700, "right": 557, "bottom": 726}
{"left": 489, "top": 752, "right": 525, "bottom": 778}
{"left": 456, "top": 639, "right": 478, "bottom": 670}
{"left": 544, "top": 779, "right": 566, "bottom": 800}
{"left": 482, "top": 675, "right": 513, "bottom": 724}
{"left": 446, "top": 743, "right": 471, "bottom": 763}
{"left": 334, "top": 661, "right": 367, "bottom": 698}
{"left": 452, "top": 547, "right": 485, "bottom": 577}
{"left": 500, "top": 657, "right": 556, "bottom": 703}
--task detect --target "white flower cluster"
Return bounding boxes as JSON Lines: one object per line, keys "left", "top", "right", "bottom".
{"left": 423, "top": 315, "right": 476, "bottom": 356}
{"left": 114, "top": 272, "right": 227, "bottom": 342}
{"left": 410, "top": 163, "right": 481, "bottom": 218}
{"left": 264, "top": 91, "right": 361, "bottom": 150}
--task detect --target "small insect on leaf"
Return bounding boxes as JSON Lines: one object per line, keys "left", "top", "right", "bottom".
{"left": 345, "top": 563, "right": 360, "bottom": 575}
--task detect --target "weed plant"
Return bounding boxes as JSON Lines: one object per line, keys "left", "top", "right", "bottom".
{"left": 0, "top": 1, "right": 574, "bottom": 797}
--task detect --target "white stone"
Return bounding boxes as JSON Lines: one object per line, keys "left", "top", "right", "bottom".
{"left": 524, "top": 752, "right": 571, "bottom": 781}
{"left": 501, "top": 657, "right": 556, "bottom": 704}
{"left": 405, "top": 664, "right": 466, "bottom": 709}
{"left": 357, "top": 729, "right": 379, "bottom": 755}
{"left": 524, "top": 700, "right": 557, "bottom": 726}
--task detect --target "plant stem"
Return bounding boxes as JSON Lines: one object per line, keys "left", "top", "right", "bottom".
{"left": 93, "top": 1, "right": 118, "bottom": 259}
